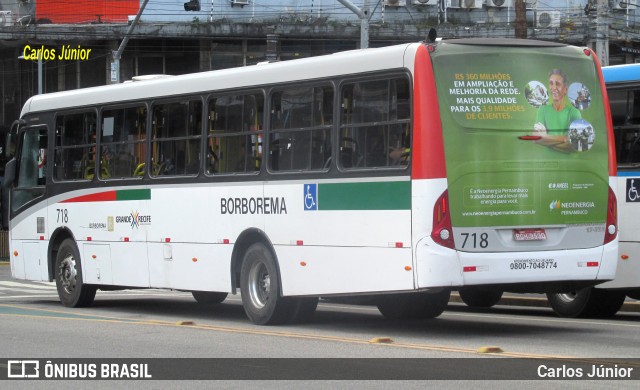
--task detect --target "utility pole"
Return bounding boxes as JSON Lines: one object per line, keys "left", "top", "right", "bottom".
{"left": 111, "top": 0, "right": 150, "bottom": 84}
{"left": 514, "top": 0, "right": 527, "bottom": 39}
{"left": 337, "top": 0, "right": 369, "bottom": 49}
{"left": 587, "top": 0, "right": 609, "bottom": 66}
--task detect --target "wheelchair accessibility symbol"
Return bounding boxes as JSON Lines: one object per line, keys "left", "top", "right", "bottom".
{"left": 304, "top": 184, "right": 317, "bottom": 210}
{"left": 627, "top": 179, "right": 640, "bottom": 202}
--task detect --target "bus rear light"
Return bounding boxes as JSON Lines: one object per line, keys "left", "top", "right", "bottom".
{"left": 578, "top": 261, "right": 599, "bottom": 267}
{"left": 463, "top": 266, "right": 476, "bottom": 272}
{"left": 604, "top": 186, "right": 617, "bottom": 244}
{"left": 431, "top": 190, "right": 455, "bottom": 249}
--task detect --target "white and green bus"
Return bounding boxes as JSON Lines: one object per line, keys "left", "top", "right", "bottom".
{"left": 2, "top": 39, "right": 618, "bottom": 325}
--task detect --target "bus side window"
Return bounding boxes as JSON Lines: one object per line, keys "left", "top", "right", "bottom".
{"left": 151, "top": 100, "right": 202, "bottom": 177}
{"left": 12, "top": 128, "right": 47, "bottom": 212}
{"left": 53, "top": 112, "right": 96, "bottom": 181}
{"left": 208, "top": 93, "right": 264, "bottom": 175}
{"left": 613, "top": 89, "right": 640, "bottom": 165}
{"left": 269, "top": 85, "right": 332, "bottom": 172}
{"left": 340, "top": 77, "right": 411, "bottom": 169}
{"left": 101, "top": 106, "right": 147, "bottom": 179}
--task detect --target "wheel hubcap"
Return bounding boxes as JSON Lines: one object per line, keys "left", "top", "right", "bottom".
{"left": 59, "top": 255, "right": 77, "bottom": 295}
{"left": 556, "top": 292, "right": 577, "bottom": 303}
{"left": 248, "top": 261, "right": 270, "bottom": 309}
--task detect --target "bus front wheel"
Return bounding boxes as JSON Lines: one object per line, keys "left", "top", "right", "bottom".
{"left": 240, "top": 242, "right": 294, "bottom": 325}
{"left": 55, "top": 239, "right": 96, "bottom": 308}
{"left": 547, "top": 288, "right": 626, "bottom": 318}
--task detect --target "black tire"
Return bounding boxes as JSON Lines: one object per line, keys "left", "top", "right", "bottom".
{"left": 240, "top": 242, "right": 295, "bottom": 325}
{"left": 55, "top": 239, "right": 96, "bottom": 308}
{"left": 192, "top": 291, "right": 228, "bottom": 304}
{"left": 590, "top": 290, "right": 626, "bottom": 318}
{"left": 377, "top": 289, "right": 450, "bottom": 319}
{"left": 626, "top": 291, "right": 640, "bottom": 301}
{"left": 547, "top": 288, "right": 626, "bottom": 318}
{"left": 290, "top": 297, "right": 319, "bottom": 324}
{"left": 458, "top": 287, "right": 503, "bottom": 308}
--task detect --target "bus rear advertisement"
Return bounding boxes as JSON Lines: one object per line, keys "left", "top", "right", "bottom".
{"left": 2, "top": 39, "right": 618, "bottom": 325}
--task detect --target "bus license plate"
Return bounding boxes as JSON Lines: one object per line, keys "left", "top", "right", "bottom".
{"left": 513, "top": 229, "right": 547, "bottom": 241}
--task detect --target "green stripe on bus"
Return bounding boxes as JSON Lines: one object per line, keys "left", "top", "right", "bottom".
{"left": 318, "top": 181, "right": 410, "bottom": 210}
{"left": 116, "top": 189, "right": 151, "bottom": 201}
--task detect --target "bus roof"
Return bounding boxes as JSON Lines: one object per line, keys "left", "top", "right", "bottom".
{"left": 602, "top": 63, "right": 640, "bottom": 84}
{"left": 21, "top": 43, "right": 417, "bottom": 117}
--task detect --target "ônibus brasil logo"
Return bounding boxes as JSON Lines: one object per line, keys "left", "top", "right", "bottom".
{"left": 114, "top": 211, "right": 151, "bottom": 229}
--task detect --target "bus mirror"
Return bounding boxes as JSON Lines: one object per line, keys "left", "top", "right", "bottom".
{"left": 3, "top": 158, "right": 15, "bottom": 189}
{"left": 5, "top": 132, "right": 16, "bottom": 159}
{"left": 1, "top": 158, "right": 15, "bottom": 229}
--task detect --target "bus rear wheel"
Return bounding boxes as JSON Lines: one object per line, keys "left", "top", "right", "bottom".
{"left": 55, "top": 239, "right": 96, "bottom": 308}
{"left": 547, "top": 288, "right": 626, "bottom": 318}
{"left": 192, "top": 291, "right": 228, "bottom": 304}
{"left": 377, "top": 289, "right": 450, "bottom": 319}
{"left": 458, "top": 287, "right": 503, "bottom": 308}
{"left": 240, "top": 242, "right": 294, "bottom": 325}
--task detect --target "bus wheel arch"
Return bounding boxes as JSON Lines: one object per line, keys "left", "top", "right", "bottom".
{"left": 48, "top": 227, "right": 77, "bottom": 282}
{"left": 230, "top": 228, "right": 278, "bottom": 294}
{"left": 238, "top": 243, "right": 297, "bottom": 324}
{"left": 53, "top": 237, "right": 96, "bottom": 307}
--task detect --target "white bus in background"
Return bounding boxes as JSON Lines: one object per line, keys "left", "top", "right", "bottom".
{"left": 3, "top": 39, "right": 618, "bottom": 325}
{"left": 545, "top": 63, "right": 640, "bottom": 318}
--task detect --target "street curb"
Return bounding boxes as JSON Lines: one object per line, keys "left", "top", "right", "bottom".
{"left": 450, "top": 292, "right": 640, "bottom": 313}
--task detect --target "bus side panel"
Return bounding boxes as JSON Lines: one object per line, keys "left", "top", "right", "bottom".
{"left": 52, "top": 190, "right": 150, "bottom": 288}
{"left": 264, "top": 181, "right": 414, "bottom": 295}
{"left": 10, "top": 204, "right": 49, "bottom": 282}
{"left": 147, "top": 243, "right": 233, "bottom": 291}
{"left": 277, "top": 246, "right": 413, "bottom": 296}
{"left": 148, "top": 184, "right": 261, "bottom": 291}
{"left": 605, "top": 173, "right": 640, "bottom": 289}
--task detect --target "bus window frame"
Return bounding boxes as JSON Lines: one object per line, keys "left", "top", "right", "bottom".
{"left": 266, "top": 81, "right": 335, "bottom": 175}
{"left": 51, "top": 108, "right": 99, "bottom": 183}
{"left": 98, "top": 102, "right": 150, "bottom": 181}
{"left": 148, "top": 95, "right": 205, "bottom": 179}
{"left": 11, "top": 125, "right": 48, "bottom": 215}
{"left": 336, "top": 72, "right": 413, "bottom": 173}
{"left": 205, "top": 88, "right": 266, "bottom": 177}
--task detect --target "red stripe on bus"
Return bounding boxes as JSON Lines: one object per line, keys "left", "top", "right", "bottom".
{"left": 61, "top": 191, "right": 117, "bottom": 203}
{"left": 412, "top": 44, "right": 447, "bottom": 180}
{"left": 590, "top": 48, "right": 617, "bottom": 177}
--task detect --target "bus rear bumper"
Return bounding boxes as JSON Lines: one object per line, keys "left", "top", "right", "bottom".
{"left": 415, "top": 238, "right": 617, "bottom": 290}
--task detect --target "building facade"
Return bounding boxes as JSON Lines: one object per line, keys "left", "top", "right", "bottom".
{"left": 0, "top": 0, "right": 637, "bottom": 130}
